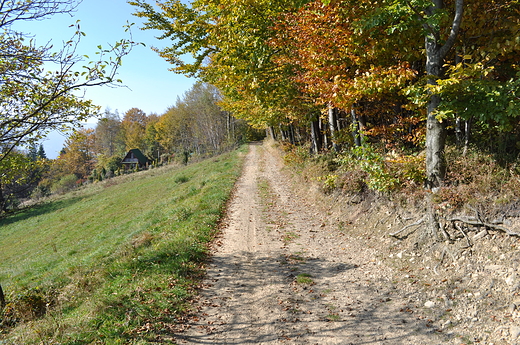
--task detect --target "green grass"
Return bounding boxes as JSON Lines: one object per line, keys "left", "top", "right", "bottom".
{"left": 295, "top": 273, "right": 314, "bottom": 285}
{"left": 0, "top": 146, "right": 248, "bottom": 344}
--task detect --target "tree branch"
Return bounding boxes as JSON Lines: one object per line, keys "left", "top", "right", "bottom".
{"left": 403, "top": 0, "right": 438, "bottom": 39}
{"left": 439, "top": 0, "right": 464, "bottom": 59}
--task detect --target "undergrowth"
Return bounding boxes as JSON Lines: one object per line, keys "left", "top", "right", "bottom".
{"left": 0, "top": 145, "right": 247, "bottom": 344}
{"left": 280, "top": 142, "right": 520, "bottom": 212}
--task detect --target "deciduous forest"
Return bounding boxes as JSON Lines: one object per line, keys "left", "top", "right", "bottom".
{"left": 131, "top": 0, "right": 520, "bottom": 198}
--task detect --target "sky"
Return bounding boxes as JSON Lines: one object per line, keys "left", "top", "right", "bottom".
{"left": 12, "top": 0, "right": 195, "bottom": 158}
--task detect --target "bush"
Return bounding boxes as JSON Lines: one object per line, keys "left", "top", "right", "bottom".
{"left": 51, "top": 174, "right": 78, "bottom": 195}
{"left": 335, "top": 145, "right": 399, "bottom": 192}
{"left": 30, "top": 185, "right": 51, "bottom": 200}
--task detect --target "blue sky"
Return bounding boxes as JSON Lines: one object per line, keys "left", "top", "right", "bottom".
{"left": 12, "top": 0, "right": 195, "bottom": 158}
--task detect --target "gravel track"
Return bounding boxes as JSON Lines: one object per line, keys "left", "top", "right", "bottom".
{"left": 177, "top": 142, "right": 447, "bottom": 344}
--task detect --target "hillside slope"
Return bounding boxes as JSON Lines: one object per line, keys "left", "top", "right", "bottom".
{"left": 0, "top": 147, "right": 247, "bottom": 344}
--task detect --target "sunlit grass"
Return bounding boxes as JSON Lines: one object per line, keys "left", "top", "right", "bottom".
{"left": 0, "top": 145, "right": 248, "bottom": 344}
{"left": 295, "top": 273, "right": 314, "bottom": 285}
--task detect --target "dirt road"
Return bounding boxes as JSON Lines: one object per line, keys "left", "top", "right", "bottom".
{"left": 178, "top": 142, "right": 448, "bottom": 344}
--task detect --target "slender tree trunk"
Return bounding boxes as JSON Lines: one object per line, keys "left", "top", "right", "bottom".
{"left": 463, "top": 118, "right": 471, "bottom": 156}
{"left": 319, "top": 117, "right": 328, "bottom": 149}
{"left": 424, "top": 15, "right": 446, "bottom": 190}
{"left": 455, "top": 117, "right": 462, "bottom": 146}
{"left": 351, "top": 107, "right": 362, "bottom": 147}
{"left": 279, "top": 125, "right": 287, "bottom": 141}
{"left": 288, "top": 124, "right": 296, "bottom": 145}
{"left": 336, "top": 110, "right": 343, "bottom": 131}
{"left": 0, "top": 283, "right": 5, "bottom": 311}
{"left": 328, "top": 104, "right": 339, "bottom": 152}
{"left": 296, "top": 126, "right": 303, "bottom": 144}
{"left": 310, "top": 120, "right": 322, "bottom": 154}
{"left": 268, "top": 126, "right": 276, "bottom": 140}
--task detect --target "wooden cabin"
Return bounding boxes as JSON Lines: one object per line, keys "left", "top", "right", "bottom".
{"left": 121, "top": 149, "right": 149, "bottom": 170}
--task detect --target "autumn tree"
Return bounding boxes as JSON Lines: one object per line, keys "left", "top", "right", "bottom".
{"left": 154, "top": 82, "right": 245, "bottom": 160}
{"left": 131, "top": 0, "right": 312, "bottom": 132}
{"left": 427, "top": 1, "right": 520, "bottom": 154}
{"left": 271, "top": 0, "right": 419, "bottom": 150}
{"left": 143, "top": 114, "right": 161, "bottom": 161}
{"left": 183, "top": 83, "right": 230, "bottom": 152}
{"left": 368, "top": 0, "right": 520, "bottom": 187}
{"left": 121, "top": 108, "right": 148, "bottom": 152}
{"left": 414, "top": 0, "right": 463, "bottom": 189}
{"left": 58, "top": 128, "right": 96, "bottom": 179}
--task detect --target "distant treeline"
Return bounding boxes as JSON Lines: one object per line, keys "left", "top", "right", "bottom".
{"left": 0, "top": 83, "right": 262, "bottom": 212}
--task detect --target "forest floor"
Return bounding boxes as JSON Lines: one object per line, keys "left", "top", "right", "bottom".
{"left": 176, "top": 141, "right": 520, "bottom": 345}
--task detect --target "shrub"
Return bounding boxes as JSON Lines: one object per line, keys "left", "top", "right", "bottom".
{"left": 335, "top": 145, "right": 399, "bottom": 192}
{"left": 51, "top": 174, "right": 78, "bottom": 195}
{"left": 30, "top": 185, "right": 51, "bottom": 200}
{"left": 174, "top": 175, "right": 190, "bottom": 184}
{"left": 281, "top": 142, "right": 310, "bottom": 168}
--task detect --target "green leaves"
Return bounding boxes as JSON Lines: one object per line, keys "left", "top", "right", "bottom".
{"left": 131, "top": 0, "right": 312, "bottom": 127}
{"left": 414, "top": 61, "right": 520, "bottom": 130}
{"left": 0, "top": 15, "right": 139, "bottom": 165}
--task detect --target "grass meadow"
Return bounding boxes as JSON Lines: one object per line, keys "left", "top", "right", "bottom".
{"left": 0, "top": 146, "right": 247, "bottom": 344}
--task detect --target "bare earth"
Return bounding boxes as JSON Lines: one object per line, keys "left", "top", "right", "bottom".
{"left": 177, "top": 142, "right": 449, "bottom": 344}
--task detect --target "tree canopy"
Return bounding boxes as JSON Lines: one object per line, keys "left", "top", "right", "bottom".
{"left": 0, "top": 0, "right": 138, "bottom": 165}
{"left": 132, "top": 0, "right": 520, "bottom": 188}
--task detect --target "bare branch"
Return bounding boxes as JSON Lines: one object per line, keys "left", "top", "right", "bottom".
{"left": 0, "top": 0, "right": 79, "bottom": 29}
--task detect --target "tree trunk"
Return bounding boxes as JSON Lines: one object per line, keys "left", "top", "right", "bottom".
{"left": 295, "top": 126, "right": 303, "bottom": 144}
{"left": 351, "top": 107, "right": 362, "bottom": 147}
{"left": 268, "top": 126, "right": 276, "bottom": 140}
{"left": 0, "top": 283, "right": 5, "bottom": 311}
{"left": 310, "top": 120, "right": 322, "bottom": 154}
{"left": 288, "top": 124, "right": 296, "bottom": 145}
{"left": 319, "top": 117, "right": 328, "bottom": 149}
{"left": 0, "top": 183, "right": 6, "bottom": 213}
{"left": 328, "top": 104, "right": 339, "bottom": 152}
{"left": 463, "top": 118, "right": 471, "bottom": 156}
{"left": 279, "top": 125, "right": 287, "bottom": 141}
{"left": 423, "top": 0, "right": 464, "bottom": 190}
{"left": 425, "top": 93, "right": 446, "bottom": 189}
{"left": 455, "top": 117, "right": 462, "bottom": 145}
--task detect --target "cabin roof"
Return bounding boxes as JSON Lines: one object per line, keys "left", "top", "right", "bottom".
{"left": 122, "top": 149, "right": 149, "bottom": 165}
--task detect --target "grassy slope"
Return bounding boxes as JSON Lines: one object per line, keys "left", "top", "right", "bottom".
{"left": 0, "top": 146, "right": 247, "bottom": 344}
